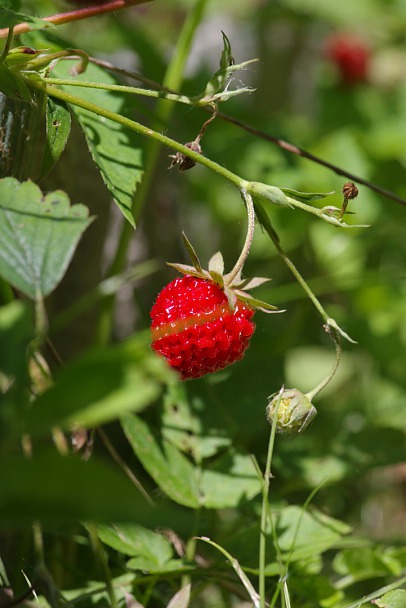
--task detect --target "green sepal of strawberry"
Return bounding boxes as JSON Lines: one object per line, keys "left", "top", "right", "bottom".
{"left": 167, "top": 232, "right": 281, "bottom": 314}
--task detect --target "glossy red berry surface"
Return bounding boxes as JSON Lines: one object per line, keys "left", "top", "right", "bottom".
{"left": 325, "top": 34, "right": 370, "bottom": 85}
{"left": 150, "top": 276, "right": 255, "bottom": 379}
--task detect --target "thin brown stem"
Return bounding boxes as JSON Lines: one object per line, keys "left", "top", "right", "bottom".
{"left": 80, "top": 55, "right": 406, "bottom": 208}
{"left": 97, "top": 427, "right": 154, "bottom": 506}
{"left": 0, "top": 0, "right": 154, "bottom": 39}
{"left": 215, "top": 110, "right": 406, "bottom": 208}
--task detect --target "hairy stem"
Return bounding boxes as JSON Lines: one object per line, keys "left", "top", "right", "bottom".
{"left": 306, "top": 329, "right": 342, "bottom": 400}
{"left": 0, "top": 0, "right": 154, "bottom": 39}
{"left": 226, "top": 189, "right": 256, "bottom": 285}
{"left": 259, "top": 387, "right": 283, "bottom": 608}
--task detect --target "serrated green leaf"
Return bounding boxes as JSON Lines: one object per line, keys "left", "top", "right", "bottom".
{"left": 23, "top": 333, "right": 172, "bottom": 436}
{"left": 208, "top": 251, "right": 224, "bottom": 275}
{"left": 122, "top": 414, "right": 201, "bottom": 509}
{"left": 0, "top": 178, "right": 93, "bottom": 299}
{"left": 0, "top": 451, "right": 151, "bottom": 524}
{"left": 181, "top": 231, "right": 202, "bottom": 272}
{"left": 281, "top": 187, "right": 334, "bottom": 203}
{"left": 0, "top": 62, "right": 32, "bottom": 102}
{"left": 52, "top": 60, "right": 144, "bottom": 227}
{"left": 39, "top": 97, "right": 71, "bottom": 180}
{"left": 375, "top": 590, "right": 406, "bottom": 608}
{"left": 95, "top": 524, "right": 174, "bottom": 572}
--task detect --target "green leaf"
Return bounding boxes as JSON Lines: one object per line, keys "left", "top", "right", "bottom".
{"left": 39, "top": 97, "right": 71, "bottom": 180}
{"left": 0, "top": 62, "right": 32, "bottom": 102}
{"left": 333, "top": 547, "right": 402, "bottom": 581}
{"left": 162, "top": 382, "right": 231, "bottom": 460}
{"left": 0, "top": 7, "right": 50, "bottom": 29}
{"left": 95, "top": 523, "right": 176, "bottom": 572}
{"left": 182, "top": 231, "right": 202, "bottom": 272}
{"left": 0, "top": 178, "right": 93, "bottom": 300}
{"left": 52, "top": 60, "right": 144, "bottom": 227}
{"left": 24, "top": 333, "right": 173, "bottom": 436}
{"left": 122, "top": 413, "right": 201, "bottom": 508}
{"left": 375, "top": 590, "right": 406, "bottom": 608}
{"left": 0, "top": 451, "right": 153, "bottom": 524}
{"left": 166, "top": 584, "right": 191, "bottom": 608}
{"left": 276, "top": 506, "right": 350, "bottom": 562}
{"left": 280, "top": 188, "right": 334, "bottom": 203}
{"left": 5, "top": 46, "right": 42, "bottom": 71}
{"left": 208, "top": 251, "right": 224, "bottom": 275}
{"left": 201, "top": 450, "right": 262, "bottom": 508}
{"left": 0, "top": 300, "right": 33, "bottom": 379}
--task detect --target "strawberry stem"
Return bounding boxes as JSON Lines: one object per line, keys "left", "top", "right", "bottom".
{"left": 225, "top": 189, "right": 256, "bottom": 286}
{"left": 306, "top": 326, "right": 342, "bottom": 401}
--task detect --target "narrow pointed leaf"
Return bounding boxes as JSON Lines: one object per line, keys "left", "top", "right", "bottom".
{"left": 209, "top": 270, "right": 224, "bottom": 286}
{"left": 0, "top": 178, "right": 92, "bottom": 300}
{"left": 281, "top": 188, "right": 335, "bottom": 203}
{"left": 39, "top": 97, "right": 71, "bottom": 180}
{"left": 181, "top": 232, "right": 202, "bottom": 272}
{"left": 166, "top": 263, "right": 207, "bottom": 279}
{"left": 208, "top": 251, "right": 224, "bottom": 275}
{"left": 224, "top": 287, "right": 237, "bottom": 310}
{"left": 234, "top": 277, "right": 271, "bottom": 291}
{"left": 166, "top": 584, "right": 191, "bottom": 608}
{"left": 236, "top": 292, "right": 279, "bottom": 311}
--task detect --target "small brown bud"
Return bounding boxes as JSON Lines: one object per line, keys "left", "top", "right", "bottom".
{"left": 168, "top": 141, "right": 202, "bottom": 172}
{"left": 342, "top": 181, "right": 359, "bottom": 200}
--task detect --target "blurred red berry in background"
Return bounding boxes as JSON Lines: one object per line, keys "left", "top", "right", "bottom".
{"left": 325, "top": 33, "right": 370, "bottom": 85}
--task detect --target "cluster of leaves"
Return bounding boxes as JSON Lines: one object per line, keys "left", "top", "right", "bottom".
{"left": 0, "top": 1, "right": 405, "bottom": 607}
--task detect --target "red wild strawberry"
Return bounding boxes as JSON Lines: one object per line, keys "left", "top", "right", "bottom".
{"left": 150, "top": 233, "right": 279, "bottom": 380}
{"left": 151, "top": 276, "right": 255, "bottom": 379}
{"left": 325, "top": 33, "right": 370, "bottom": 85}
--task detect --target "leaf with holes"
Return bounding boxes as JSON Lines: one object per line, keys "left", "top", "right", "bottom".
{"left": 0, "top": 177, "right": 93, "bottom": 300}
{"left": 39, "top": 97, "right": 71, "bottom": 180}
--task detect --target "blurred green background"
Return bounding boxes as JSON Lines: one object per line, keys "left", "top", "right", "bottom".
{"left": 2, "top": 0, "right": 405, "bottom": 605}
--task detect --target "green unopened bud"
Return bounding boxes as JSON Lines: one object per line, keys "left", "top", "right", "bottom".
{"left": 266, "top": 388, "right": 317, "bottom": 436}
{"left": 248, "top": 182, "right": 292, "bottom": 208}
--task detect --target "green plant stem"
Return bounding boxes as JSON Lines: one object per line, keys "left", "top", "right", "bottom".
{"left": 0, "top": 0, "right": 154, "bottom": 39}
{"left": 97, "top": 427, "right": 153, "bottom": 506}
{"left": 96, "top": 0, "right": 209, "bottom": 344}
{"left": 88, "top": 523, "right": 118, "bottom": 608}
{"left": 226, "top": 189, "right": 256, "bottom": 284}
{"left": 0, "top": 25, "right": 14, "bottom": 63}
{"left": 181, "top": 505, "right": 201, "bottom": 590}
{"left": 44, "top": 77, "right": 194, "bottom": 105}
{"left": 306, "top": 330, "right": 341, "bottom": 400}
{"left": 342, "top": 574, "right": 406, "bottom": 608}
{"left": 23, "top": 82, "right": 239, "bottom": 185}
{"left": 265, "top": 225, "right": 329, "bottom": 324}
{"left": 259, "top": 387, "right": 283, "bottom": 608}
